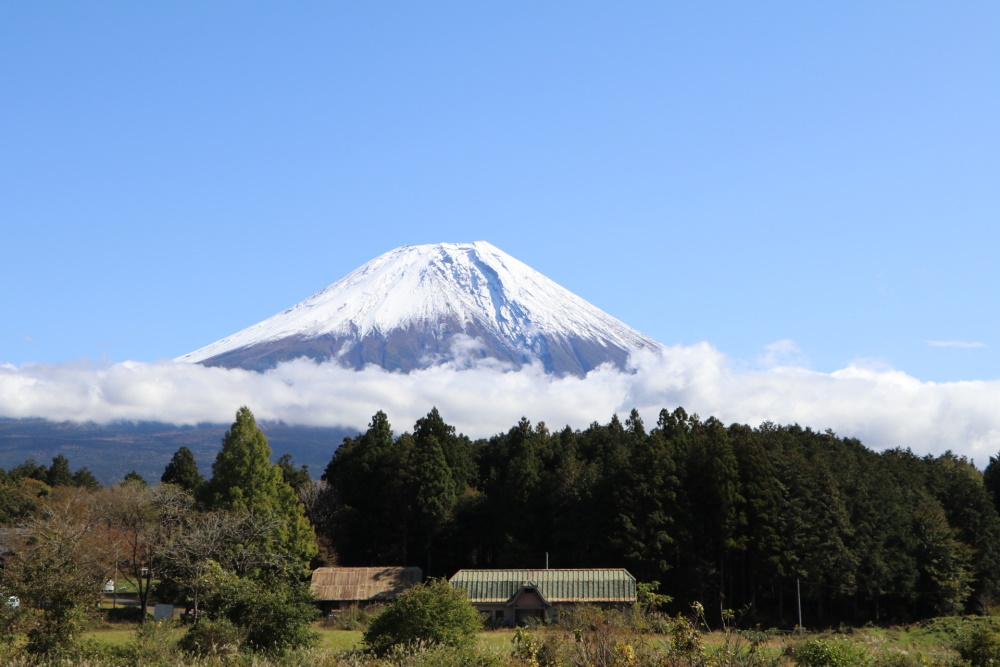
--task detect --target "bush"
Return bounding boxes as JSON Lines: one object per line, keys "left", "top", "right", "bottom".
{"left": 213, "top": 575, "right": 320, "bottom": 655}
{"left": 955, "top": 624, "right": 1000, "bottom": 667}
{"left": 795, "top": 638, "right": 872, "bottom": 667}
{"left": 512, "top": 626, "right": 566, "bottom": 667}
{"left": 194, "top": 567, "right": 319, "bottom": 656}
{"left": 364, "top": 579, "right": 482, "bottom": 656}
{"left": 177, "top": 617, "right": 244, "bottom": 657}
{"left": 871, "top": 648, "right": 927, "bottom": 667}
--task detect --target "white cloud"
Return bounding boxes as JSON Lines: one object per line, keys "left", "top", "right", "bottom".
{"left": 926, "top": 340, "right": 987, "bottom": 349}
{"left": 758, "top": 339, "right": 810, "bottom": 369}
{"left": 2, "top": 345, "right": 1000, "bottom": 464}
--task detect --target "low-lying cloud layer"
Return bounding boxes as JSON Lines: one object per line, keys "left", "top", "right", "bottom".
{"left": 2, "top": 342, "right": 999, "bottom": 464}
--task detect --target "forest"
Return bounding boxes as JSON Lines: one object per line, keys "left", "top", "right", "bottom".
{"left": 319, "top": 407, "right": 1000, "bottom": 629}
{"left": 3, "top": 402, "right": 1000, "bottom": 651}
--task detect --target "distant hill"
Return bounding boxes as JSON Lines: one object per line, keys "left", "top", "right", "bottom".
{"left": 0, "top": 418, "right": 354, "bottom": 486}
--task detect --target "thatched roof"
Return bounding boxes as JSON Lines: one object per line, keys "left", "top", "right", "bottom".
{"left": 310, "top": 566, "right": 422, "bottom": 602}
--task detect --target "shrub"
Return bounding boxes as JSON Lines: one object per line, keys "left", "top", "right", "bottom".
{"left": 214, "top": 575, "right": 320, "bottom": 655}
{"left": 512, "top": 626, "right": 567, "bottom": 667}
{"left": 871, "top": 648, "right": 927, "bottom": 667}
{"left": 954, "top": 624, "right": 1000, "bottom": 667}
{"left": 177, "top": 617, "right": 244, "bottom": 657}
{"left": 364, "top": 579, "right": 481, "bottom": 656}
{"left": 794, "top": 638, "right": 872, "bottom": 667}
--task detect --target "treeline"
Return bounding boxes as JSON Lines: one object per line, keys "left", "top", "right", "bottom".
{"left": 321, "top": 407, "right": 1000, "bottom": 628}
{"left": 5, "top": 404, "right": 1000, "bottom": 633}
{"left": 0, "top": 407, "right": 319, "bottom": 658}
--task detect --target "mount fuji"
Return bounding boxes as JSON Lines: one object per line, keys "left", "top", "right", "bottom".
{"left": 176, "top": 241, "right": 664, "bottom": 376}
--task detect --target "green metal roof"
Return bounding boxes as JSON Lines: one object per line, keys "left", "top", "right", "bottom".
{"left": 449, "top": 568, "right": 636, "bottom": 604}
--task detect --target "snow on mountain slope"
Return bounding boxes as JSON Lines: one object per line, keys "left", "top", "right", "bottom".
{"left": 176, "top": 242, "right": 664, "bottom": 376}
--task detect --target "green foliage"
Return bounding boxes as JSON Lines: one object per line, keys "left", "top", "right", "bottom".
{"left": 0, "top": 600, "right": 24, "bottom": 647}
{"left": 913, "top": 501, "right": 976, "bottom": 616}
{"left": 363, "top": 579, "right": 481, "bottom": 656}
{"left": 8, "top": 458, "right": 47, "bottom": 482}
{"left": 161, "top": 445, "right": 204, "bottom": 492}
{"left": 794, "top": 638, "right": 872, "bottom": 667}
{"left": 118, "top": 618, "right": 181, "bottom": 666}
{"left": 0, "top": 477, "right": 50, "bottom": 524}
{"left": 2, "top": 490, "right": 108, "bottom": 656}
{"left": 72, "top": 466, "right": 101, "bottom": 490}
{"left": 314, "top": 407, "right": 1000, "bottom": 626}
{"left": 636, "top": 580, "right": 672, "bottom": 616}
{"left": 187, "top": 563, "right": 319, "bottom": 656}
{"left": 324, "top": 409, "right": 474, "bottom": 573}
{"left": 201, "top": 406, "right": 317, "bottom": 569}
{"left": 512, "top": 626, "right": 565, "bottom": 667}
{"left": 122, "top": 470, "right": 147, "bottom": 486}
{"left": 277, "top": 452, "right": 312, "bottom": 493}
{"left": 213, "top": 574, "right": 320, "bottom": 655}
{"left": 954, "top": 623, "right": 1000, "bottom": 667}
{"left": 46, "top": 454, "right": 74, "bottom": 487}
{"left": 177, "top": 617, "right": 244, "bottom": 657}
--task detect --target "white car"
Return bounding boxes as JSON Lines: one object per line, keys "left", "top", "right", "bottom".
{"left": 6, "top": 596, "right": 19, "bottom": 609}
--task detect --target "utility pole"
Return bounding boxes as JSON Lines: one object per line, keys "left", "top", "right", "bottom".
{"left": 797, "top": 578, "right": 803, "bottom": 631}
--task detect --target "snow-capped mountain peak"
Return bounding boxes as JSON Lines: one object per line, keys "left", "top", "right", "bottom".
{"left": 176, "top": 242, "right": 664, "bottom": 376}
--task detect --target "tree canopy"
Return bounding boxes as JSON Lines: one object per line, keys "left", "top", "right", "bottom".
{"left": 201, "top": 406, "right": 317, "bottom": 570}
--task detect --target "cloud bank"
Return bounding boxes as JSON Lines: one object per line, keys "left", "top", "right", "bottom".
{"left": 2, "top": 343, "right": 999, "bottom": 464}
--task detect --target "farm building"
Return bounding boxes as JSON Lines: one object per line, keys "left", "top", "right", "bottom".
{"left": 310, "top": 566, "right": 422, "bottom": 616}
{"left": 448, "top": 568, "right": 636, "bottom": 626}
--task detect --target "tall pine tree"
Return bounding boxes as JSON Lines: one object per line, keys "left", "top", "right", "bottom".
{"left": 161, "top": 446, "right": 204, "bottom": 492}
{"left": 202, "top": 407, "right": 317, "bottom": 570}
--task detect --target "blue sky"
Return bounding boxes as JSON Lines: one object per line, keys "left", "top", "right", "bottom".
{"left": 2, "top": 4, "right": 999, "bottom": 457}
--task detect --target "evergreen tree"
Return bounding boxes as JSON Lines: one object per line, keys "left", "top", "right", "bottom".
{"left": 161, "top": 446, "right": 204, "bottom": 492}
{"left": 122, "top": 470, "right": 147, "bottom": 487}
{"left": 202, "top": 407, "right": 317, "bottom": 569}
{"left": 913, "top": 498, "right": 975, "bottom": 616}
{"left": 924, "top": 452, "right": 1000, "bottom": 610}
{"left": 411, "top": 435, "right": 458, "bottom": 575}
{"left": 613, "top": 409, "right": 679, "bottom": 583}
{"left": 323, "top": 411, "right": 411, "bottom": 565}
{"left": 415, "top": 407, "right": 473, "bottom": 492}
{"left": 72, "top": 467, "right": 101, "bottom": 491}
{"left": 729, "top": 423, "right": 784, "bottom": 609}
{"left": 276, "top": 454, "right": 311, "bottom": 494}
{"left": 984, "top": 452, "right": 1000, "bottom": 514}
{"left": 9, "top": 458, "right": 47, "bottom": 482}
{"left": 45, "top": 455, "right": 74, "bottom": 488}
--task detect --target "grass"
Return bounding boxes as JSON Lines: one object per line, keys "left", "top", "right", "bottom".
{"left": 81, "top": 625, "right": 519, "bottom": 653}
{"left": 315, "top": 628, "right": 364, "bottom": 651}
{"left": 66, "top": 616, "right": 991, "bottom": 665}
{"left": 82, "top": 628, "right": 144, "bottom": 645}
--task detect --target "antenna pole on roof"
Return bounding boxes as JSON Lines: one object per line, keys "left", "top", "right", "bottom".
{"left": 545, "top": 552, "right": 549, "bottom": 569}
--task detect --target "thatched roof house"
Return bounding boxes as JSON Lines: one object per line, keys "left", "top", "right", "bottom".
{"left": 310, "top": 566, "right": 422, "bottom": 614}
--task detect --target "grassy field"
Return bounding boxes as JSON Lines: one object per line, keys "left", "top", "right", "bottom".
{"left": 69, "top": 614, "right": 1000, "bottom": 666}
{"left": 79, "top": 621, "right": 966, "bottom": 661}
